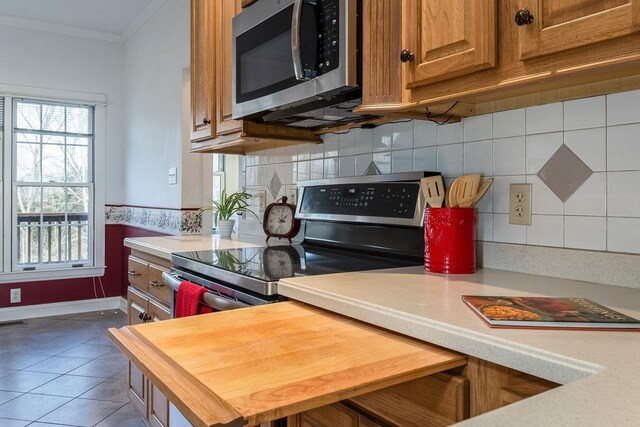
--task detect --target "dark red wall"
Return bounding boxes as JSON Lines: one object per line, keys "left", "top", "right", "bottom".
{"left": 0, "top": 224, "right": 167, "bottom": 307}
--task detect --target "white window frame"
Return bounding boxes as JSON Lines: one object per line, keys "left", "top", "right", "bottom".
{"left": 0, "top": 84, "right": 106, "bottom": 283}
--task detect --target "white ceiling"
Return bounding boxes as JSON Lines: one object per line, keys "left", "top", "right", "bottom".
{"left": 0, "top": 0, "right": 163, "bottom": 42}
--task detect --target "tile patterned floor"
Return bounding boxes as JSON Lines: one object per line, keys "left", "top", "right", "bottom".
{"left": 0, "top": 310, "right": 145, "bottom": 427}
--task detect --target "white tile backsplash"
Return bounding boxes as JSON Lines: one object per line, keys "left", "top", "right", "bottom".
{"left": 463, "top": 140, "right": 492, "bottom": 175}
{"left": 565, "top": 216, "right": 607, "bottom": 251}
{"left": 607, "top": 123, "right": 640, "bottom": 171}
{"left": 242, "top": 90, "right": 640, "bottom": 255}
{"left": 493, "top": 136, "right": 526, "bottom": 176}
{"left": 464, "top": 114, "right": 493, "bottom": 142}
{"left": 527, "top": 215, "right": 564, "bottom": 247}
{"left": 437, "top": 143, "right": 464, "bottom": 177}
{"left": 608, "top": 217, "right": 640, "bottom": 254}
{"left": 564, "top": 127, "right": 606, "bottom": 172}
{"left": 526, "top": 102, "right": 563, "bottom": 134}
{"left": 564, "top": 96, "right": 606, "bottom": 130}
{"left": 493, "top": 108, "right": 525, "bottom": 139}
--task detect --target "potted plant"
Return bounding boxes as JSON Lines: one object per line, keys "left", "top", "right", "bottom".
{"left": 197, "top": 189, "right": 257, "bottom": 238}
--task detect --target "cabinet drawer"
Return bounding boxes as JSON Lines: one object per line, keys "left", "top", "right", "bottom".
{"left": 149, "top": 298, "right": 171, "bottom": 322}
{"left": 128, "top": 256, "right": 149, "bottom": 292}
{"left": 128, "top": 287, "right": 149, "bottom": 326}
{"left": 348, "top": 373, "right": 469, "bottom": 426}
{"left": 148, "top": 264, "right": 171, "bottom": 305}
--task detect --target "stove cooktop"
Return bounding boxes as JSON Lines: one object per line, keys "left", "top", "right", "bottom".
{"left": 173, "top": 244, "right": 422, "bottom": 283}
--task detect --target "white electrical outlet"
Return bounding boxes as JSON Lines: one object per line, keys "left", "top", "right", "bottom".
{"left": 254, "top": 190, "right": 267, "bottom": 212}
{"left": 168, "top": 168, "right": 178, "bottom": 185}
{"left": 10, "top": 288, "right": 21, "bottom": 304}
{"left": 509, "top": 183, "right": 532, "bottom": 225}
{"left": 289, "top": 187, "right": 298, "bottom": 205}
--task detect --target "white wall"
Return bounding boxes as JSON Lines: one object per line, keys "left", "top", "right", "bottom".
{"left": 0, "top": 24, "right": 124, "bottom": 204}
{"left": 122, "top": 0, "right": 205, "bottom": 210}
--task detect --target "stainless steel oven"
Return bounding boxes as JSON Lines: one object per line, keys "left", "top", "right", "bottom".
{"left": 232, "top": 0, "right": 359, "bottom": 120}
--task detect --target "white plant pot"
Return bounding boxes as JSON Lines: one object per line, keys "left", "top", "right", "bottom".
{"left": 216, "top": 219, "right": 235, "bottom": 239}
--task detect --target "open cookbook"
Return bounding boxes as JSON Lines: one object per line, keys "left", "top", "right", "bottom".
{"left": 462, "top": 296, "right": 640, "bottom": 331}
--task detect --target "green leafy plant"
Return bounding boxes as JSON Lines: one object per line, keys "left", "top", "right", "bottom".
{"left": 197, "top": 189, "right": 258, "bottom": 226}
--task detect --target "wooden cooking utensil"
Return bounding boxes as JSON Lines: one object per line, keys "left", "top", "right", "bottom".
{"left": 471, "top": 177, "right": 493, "bottom": 208}
{"left": 456, "top": 174, "right": 482, "bottom": 208}
{"left": 446, "top": 178, "right": 460, "bottom": 208}
{"left": 421, "top": 176, "right": 445, "bottom": 208}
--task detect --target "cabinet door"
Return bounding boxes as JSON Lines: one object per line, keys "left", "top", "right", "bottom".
{"left": 517, "top": 0, "right": 640, "bottom": 59}
{"left": 149, "top": 299, "right": 171, "bottom": 322}
{"left": 128, "top": 256, "right": 149, "bottom": 293}
{"left": 191, "top": 0, "right": 216, "bottom": 141}
{"left": 404, "top": 0, "right": 497, "bottom": 86}
{"left": 127, "top": 287, "right": 149, "bottom": 326}
{"left": 299, "top": 403, "right": 359, "bottom": 427}
{"left": 129, "top": 362, "right": 147, "bottom": 418}
{"left": 149, "top": 382, "right": 170, "bottom": 427}
{"left": 215, "top": 0, "right": 243, "bottom": 136}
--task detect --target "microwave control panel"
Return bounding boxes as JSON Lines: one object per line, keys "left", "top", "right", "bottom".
{"left": 317, "top": 0, "right": 340, "bottom": 75}
{"left": 299, "top": 183, "right": 421, "bottom": 219}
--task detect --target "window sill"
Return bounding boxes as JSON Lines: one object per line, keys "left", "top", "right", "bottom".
{"left": 0, "top": 266, "right": 106, "bottom": 284}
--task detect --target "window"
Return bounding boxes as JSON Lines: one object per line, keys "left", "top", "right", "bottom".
{"left": 13, "top": 99, "right": 93, "bottom": 269}
{"left": 0, "top": 88, "right": 105, "bottom": 282}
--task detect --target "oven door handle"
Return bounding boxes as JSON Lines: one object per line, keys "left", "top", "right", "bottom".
{"left": 162, "top": 271, "right": 183, "bottom": 292}
{"left": 202, "top": 292, "right": 250, "bottom": 311}
{"left": 291, "top": 0, "right": 310, "bottom": 81}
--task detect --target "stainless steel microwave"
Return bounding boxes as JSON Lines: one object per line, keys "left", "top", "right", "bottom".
{"left": 232, "top": 0, "right": 359, "bottom": 121}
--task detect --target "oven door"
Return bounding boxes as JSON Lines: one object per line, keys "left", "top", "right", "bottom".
{"left": 232, "top": 0, "right": 357, "bottom": 119}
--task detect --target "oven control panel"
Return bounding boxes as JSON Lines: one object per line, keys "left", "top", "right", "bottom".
{"left": 299, "top": 182, "right": 421, "bottom": 219}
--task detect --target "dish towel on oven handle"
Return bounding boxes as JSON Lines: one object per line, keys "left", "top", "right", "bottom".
{"left": 176, "top": 281, "right": 209, "bottom": 318}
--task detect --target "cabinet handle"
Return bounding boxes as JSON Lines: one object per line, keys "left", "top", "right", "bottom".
{"left": 202, "top": 118, "right": 211, "bottom": 125}
{"left": 149, "top": 281, "right": 166, "bottom": 288}
{"left": 400, "top": 49, "right": 415, "bottom": 63}
{"left": 515, "top": 9, "right": 534, "bottom": 26}
{"left": 128, "top": 270, "right": 141, "bottom": 277}
{"left": 139, "top": 312, "right": 152, "bottom": 323}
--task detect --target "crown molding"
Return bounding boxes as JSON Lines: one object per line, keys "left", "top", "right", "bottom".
{"left": 0, "top": 14, "right": 122, "bottom": 43}
{"left": 121, "top": 0, "right": 169, "bottom": 42}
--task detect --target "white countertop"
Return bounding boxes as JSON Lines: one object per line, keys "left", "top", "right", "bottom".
{"left": 124, "top": 234, "right": 267, "bottom": 260}
{"left": 279, "top": 267, "right": 640, "bottom": 426}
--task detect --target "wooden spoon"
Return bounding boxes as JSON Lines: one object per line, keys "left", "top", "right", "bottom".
{"left": 456, "top": 174, "right": 482, "bottom": 208}
{"left": 447, "top": 178, "right": 461, "bottom": 208}
{"left": 471, "top": 177, "right": 494, "bottom": 208}
{"left": 421, "top": 176, "right": 445, "bottom": 208}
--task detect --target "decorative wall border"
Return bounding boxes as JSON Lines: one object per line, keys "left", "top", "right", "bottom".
{"left": 105, "top": 205, "right": 202, "bottom": 235}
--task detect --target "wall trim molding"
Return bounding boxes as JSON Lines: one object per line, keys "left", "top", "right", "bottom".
{"left": 121, "top": 0, "right": 169, "bottom": 42}
{"left": 119, "top": 296, "right": 128, "bottom": 313}
{"left": 0, "top": 297, "right": 123, "bottom": 322}
{"left": 0, "top": 14, "right": 122, "bottom": 43}
{"left": 106, "top": 205, "right": 202, "bottom": 235}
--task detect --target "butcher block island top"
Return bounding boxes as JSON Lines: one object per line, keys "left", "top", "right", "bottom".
{"left": 108, "top": 301, "right": 466, "bottom": 427}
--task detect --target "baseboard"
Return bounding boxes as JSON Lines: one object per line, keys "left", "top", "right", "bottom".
{"left": 119, "top": 296, "right": 128, "bottom": 313}
{"left": 0, "top": 297, "right": 123, "bottom": 322}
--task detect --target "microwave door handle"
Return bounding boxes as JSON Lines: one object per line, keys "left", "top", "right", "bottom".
{"left": 291, "top": 0, "right": 309, "bottom": 81}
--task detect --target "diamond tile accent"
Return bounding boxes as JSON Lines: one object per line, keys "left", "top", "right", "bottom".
{"left": 267, "top": 171, "right": 283, "bottom": 199}
{"left": 537, "top": 144, "right": 593, "bottom": 203}
{"left": 364, "top": 161, "right": 381, "bottom": 176}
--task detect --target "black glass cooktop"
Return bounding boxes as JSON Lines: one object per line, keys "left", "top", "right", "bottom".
{"left": 173, "top": 244, "right": 422, "bottom": 283}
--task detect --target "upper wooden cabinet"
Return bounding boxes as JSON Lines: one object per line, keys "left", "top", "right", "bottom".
{"left": 360, "top": 0, "right": 640, "bottom": 119}
{"left": 190, "top": 0, "right": 215, "bottom": 142}
{"left": 517, "top": 0, "right": 640, "bottom": 60}
{"left": 404, "top": 0, "right": 497, "bottom": 87}
{"left": 190, "top": 0, "right": 320, "bottom": 153}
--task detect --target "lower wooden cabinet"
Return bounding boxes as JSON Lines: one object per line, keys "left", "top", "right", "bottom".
{"left": 289, "top": 403, "right": 363, "bottom": 427}
{"left": 128, "top": 362, "right": 147, "bottom": 417}
{"left": 149, "top": 382, "right": 170, "bottom": 427}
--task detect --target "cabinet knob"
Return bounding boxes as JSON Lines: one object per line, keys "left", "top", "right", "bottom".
{"left": 515, "top": 9, "right": 534, "bottom": 26}
{"left": 400, "top": 49, "right": 415, "bottom": 63}
{"left": 149, "top": 280, "right": 165, "bottom": 288}
{"left": 202, "top": 118, "right": 211, "bottom": 125}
